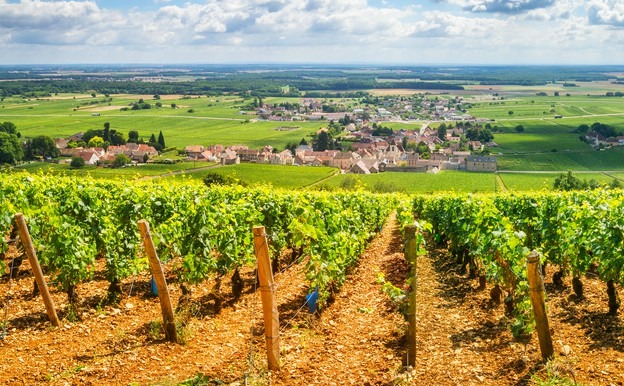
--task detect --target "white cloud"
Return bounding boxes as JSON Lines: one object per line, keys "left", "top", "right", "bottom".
{"left": 587, "top": 0, "right": 624, "bottom": 27}
{"left": 523, "top": 0, "right": 577, "bottom": 21}
{"left": 0, "top": 0, "right": 622, "bottom": 64}
{"left": 445, "top": 0, "right": 556, "bottom": 13}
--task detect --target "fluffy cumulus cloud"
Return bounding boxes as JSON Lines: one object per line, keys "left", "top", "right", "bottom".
{"left": 587, "top": 0, "right": 624, "bottom": 27}
{"left": 0, "top": 0, "right": 136, "bottom": 45}
{"left": 0, "top": 0, "right": 623, "bottom": 64}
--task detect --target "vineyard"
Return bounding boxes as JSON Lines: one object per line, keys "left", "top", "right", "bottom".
{"left": 1, "top": 174, "right": 624, "bottom": 384}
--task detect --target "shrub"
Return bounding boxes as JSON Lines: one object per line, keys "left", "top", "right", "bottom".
{"left": 70, "top": 156, "right": 85, "bottom": 169}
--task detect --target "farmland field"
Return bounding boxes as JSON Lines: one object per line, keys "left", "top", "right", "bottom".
{"left": 498, "top": 171, "right": 616, "bottom": 191}
{"left": 168, "top": 163, "right": 339, "bottom": 189}
{"left": 1, "top": 94, "right": 325, "bottom": 149}
{"left": 10, "top": 161, "right": 209, "bottom": 180}
{"left": 321, "top": 170, "right": 497, "bottom": 193}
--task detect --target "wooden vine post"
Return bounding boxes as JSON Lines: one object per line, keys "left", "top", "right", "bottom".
{"left": 526, "top": 250, "right": 553, "bottom": 361}
{"left": 14, "top": 213, "right": 60, "bottom": 327}
{"left": 253, "top": 226, "right": 280, "bottom": 371}
{"left": 404, "top": 225, "right": 418, "bottom": 367}
{"left": 138, "top": 220, "right": 178, "bottom": 343}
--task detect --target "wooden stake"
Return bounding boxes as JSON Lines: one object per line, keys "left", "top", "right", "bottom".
{"left": 404, "top": 225, "right": 418, "bottom": 367}
{"left": 253, "top": 226, "right": 280, "bottom": 371}
{"left": 526, "top": 250, "right": 553, "bottom": 361}
{"left": 14, "top": 213, "right": 60, "bottom": 327}
{"left": 138, "top": 220, "right": 178, "bottom": 343}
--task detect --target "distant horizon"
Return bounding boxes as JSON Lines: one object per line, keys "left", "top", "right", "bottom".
{"left": 1, "top": 1, "right": 623, "bottom": 65}
{"left": 1, "top": 63, "right": 624, "bottom": 68}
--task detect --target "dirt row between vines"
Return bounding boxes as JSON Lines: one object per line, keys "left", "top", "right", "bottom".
{"left": 1, "top": 214, "right": 624, "bottom": 385}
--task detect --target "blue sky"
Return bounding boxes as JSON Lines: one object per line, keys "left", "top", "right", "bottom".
{"left": 0, "top": 0, "right": 622, "bottom": 65}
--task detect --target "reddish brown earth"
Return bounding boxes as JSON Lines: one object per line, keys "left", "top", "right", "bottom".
{"left": 1, "top": 215, "right": 623, "bottom": 385}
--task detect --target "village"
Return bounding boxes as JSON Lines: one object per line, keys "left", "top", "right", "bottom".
{"left": 51, "top": 95, "right": 498, "bottom": 174}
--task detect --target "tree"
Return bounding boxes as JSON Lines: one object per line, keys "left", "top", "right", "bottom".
{"left": 515, "top": 125, "right": 525, "bottom": 133}
{"left": 575, "top": 124, "right": 590, "bottom": 134}
{"left": 112, "top": 154, "right": 131, "bottom": 168}
{"left": 416, "top": 141, "right": 430, "bottom": 156}
{"left": 28, "top": 135, "right": 59, "bottom": 159}
{"left": 157, "top": 131, "right": 165, "bottom": 149}
{"left": 128, "top": 130, "right": 139, "bottom": 143}
{"left": 110, "top": 132, "right": 125, "bottom": 146}
{"left": 508, "top": 111, "right": 514, "bottom": 115}
{"left": 70, "top": 156, "right": 85, "bottom": 169}
{"left": 0, "top": 121, "right": 18, "bottom": 135}
{"left": 88, "top": 136, "right": 105, "bottom": 148}
{"left": 203, "top": 172, "right": 245, "bottom": 187}
{"left": 0, "top": 131, "right": 23, "bottom": 165}
{"left": 313, "top": 131, "right": 333, "bottom": 151}
{"left": 103, "top": 122, "right": 111, "bottom": 142}
{"left": 437, "top": 124, "right": 447, "bottom": 141}
{"left": 554, "top": 171, "right": 585, "bottom": 191}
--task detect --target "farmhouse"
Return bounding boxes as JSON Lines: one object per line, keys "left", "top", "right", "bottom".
{"left": 466, "top": 155, "right": 497, "bottom": 172}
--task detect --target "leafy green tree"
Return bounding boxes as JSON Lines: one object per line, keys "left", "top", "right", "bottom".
{"left": 203, "top": 172, "right": 245, "bottom": 187}
{"left": 28, "top": 135, "right": 59, "bottom": 159}
{"left": 128, "top": 130, "right": 139, "bottom": 143}
{"left": 110, "top": 132, "right": 126, "bottom": 146}
{"left": 575, "top": 124, "right": 590, "bottom": 134}
{"left": 88, "top": 136, "right": 105, "bottom": 148}
{"left": 0, "top": 121, "right": 18, "bottom": 135}
{"left": 313, "top": 130, "right": 333, "bottom": 151}
{"left": 437, "top": 124, "right": 447, "bottom": 140}
{"left": 112, "top": 154, "right": 131, "bottom": 168}
{"left": 515, "top": 125, "right": 525, "bottom": 133}
{"left": 0, "top": 131, "right": 23, "bottom": 164}
{"left": 554, "top": 171, "right": 585, "bottom": 191}
{"left": 70, "top": 156, "right": 85, "bottom": 169}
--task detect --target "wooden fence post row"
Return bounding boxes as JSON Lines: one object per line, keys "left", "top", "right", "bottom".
{"left": 14, "top": 213, "right": 60, "bottom": 327}
{"left": 253, "top": 226, "right": 280, "bottom": 371}
{"left": 404, "top": 225, "right": 418, "bottom": 367}
{"left": 138, "top": 219, "right": 178, "bottom": 344}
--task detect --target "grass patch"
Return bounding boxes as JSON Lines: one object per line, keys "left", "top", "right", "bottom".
{"left": 170, "top": 163, "right": 339, "bottom": 189}
{"left": 320, "top": 171, "right": 497, "bottom": 193}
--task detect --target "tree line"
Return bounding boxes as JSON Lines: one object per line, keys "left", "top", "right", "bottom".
{"left": 0, "top": 121, "right": 166, "bottom": 166}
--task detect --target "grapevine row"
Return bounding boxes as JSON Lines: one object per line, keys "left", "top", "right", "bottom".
{"left": 0, "top": 174, "right": 394, "bottom": 308}
{"left": 413, "top": 189, "right": 624, "bottom": 335}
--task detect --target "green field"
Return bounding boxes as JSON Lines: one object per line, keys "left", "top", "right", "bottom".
{"left": 11, "top": 161, "right": 622, "bottom": 193}
{"left": 167, "top": 163, "right": 339, "bottom": 189}
{"left": 11, "top": 161, "right": 207, "bottom": 180}
{"left": 1, "top": 94, "right": 324, "bottom": 149}
{"left": 498, "top": 172, "right": 616, "bottom": 191}
{"left": 319, "top": 171, "right": 497, "bottom": 193}
{"left": 464, "top": 94, "right": 624, "bottom": 171}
